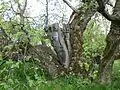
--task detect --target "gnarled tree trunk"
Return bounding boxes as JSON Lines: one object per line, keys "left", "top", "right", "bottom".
{"left": 68, "top": 2, "right": 97, "bottom": 75}
{"left": 98, "top": 0, "right": 120, "bottom": 84}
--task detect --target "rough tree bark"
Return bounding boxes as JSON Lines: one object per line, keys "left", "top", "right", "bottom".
{"left": 98, "top": 22, "right": 120, "bottom": 84}
{"left": 96, "top": 0, "right": 120, "bottom": 84}
{"left": 66, "top": 1, "right": 97, "bottom": 75}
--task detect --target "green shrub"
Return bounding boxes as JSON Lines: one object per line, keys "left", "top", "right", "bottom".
{"left": 0, "top": 60, "right": 120, "bottom": 90}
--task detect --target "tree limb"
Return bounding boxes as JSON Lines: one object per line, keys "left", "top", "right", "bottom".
{"left": 58, "top": 27, "right": 69, "bottom": 68}
{"left": 96, "top": 0, "right": 120, "bottom": 21}
{"left": 0, "top": 26, "right": 11, "bottom": 40}
{"left": 17, "top": 0, "right": 28, "bottom": 35}
{"left": 63, "top": 0, "right": 79, "bottom": 13}
{"left": 23, "top": 0, "right": 27, "bottom": 14}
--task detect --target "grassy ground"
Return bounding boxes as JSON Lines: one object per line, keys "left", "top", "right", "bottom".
{"left": 0, "top": 60, "right": 120, "bottom": 90}
{"left": 112, "top": 60, "right": 120, "bottom": 90}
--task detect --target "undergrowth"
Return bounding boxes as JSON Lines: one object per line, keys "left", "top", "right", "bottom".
{"left": 0, "top": 59, "right": 120, "bottom": 90}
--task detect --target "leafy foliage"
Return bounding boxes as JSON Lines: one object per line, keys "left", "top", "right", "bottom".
{"left": 0, "top": 59, "right": 119, "bottom": 90}
{"left": 112, "top": 60, "right": 120, "bottom": 89}
{"left": 0, "top": 60, "right": 45, "bottom": 90}
{"left": 83, "top": 20, "right": 106, "bottom": 60}
{"left": 82, "top": 20, "right": 106, "bottom": 79}
{"left": 0, "top": 0, "right": 120, "bottom": 90}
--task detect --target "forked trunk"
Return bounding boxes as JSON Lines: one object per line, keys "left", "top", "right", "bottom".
{"left": 68, "top": 3, "right": 97, "bottom": 75}
{"left": 98, "top": 0, "right": 120, "bottom": 84}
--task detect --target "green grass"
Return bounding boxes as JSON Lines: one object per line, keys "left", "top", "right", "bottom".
{"left": 112, "top": 60, "right": 120, "bottom": 90}
{"left": 0, "top": 60, "right": 120, "bottom": 90}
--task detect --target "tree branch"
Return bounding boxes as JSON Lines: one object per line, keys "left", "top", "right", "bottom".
{"left": 96, "top": 0, "right": 120, "bottom": 21}
{"left": 45, "top": 0, "right": 49, "bottom": 28}
{"left": 0, "top": 26, "right": 11, "bottom": 40}
{"left": 23, "top": 0, "right": 27, "bottom": 13}
{"left": 17, "top": 0, "right": 28, "bottom": 35}
{"left": 63, "top": 0, "right": 79, "bottom": 13}
{"left": 58, "top": 27, "right": 69, "bottom": 68}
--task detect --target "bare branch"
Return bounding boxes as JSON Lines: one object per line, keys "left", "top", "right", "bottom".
{"left": 23, "top": 0, "right": 27, "bottom": 13}
{"left": 16, "top": 0, "right": 28, "bottom": 35}
{"left": 10, "top": 1, "right": 20, "bottom": 15}
{"left": 63, "top": 0, "right": 79, "bottom": 13}
{"left": 17, "top": 0, "right": 27, "bottom": 15}
{"left": 45, "top": 0, "right": 49, "bottom": 29}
